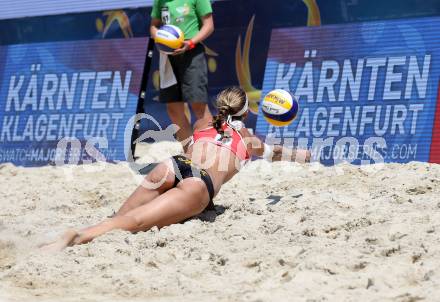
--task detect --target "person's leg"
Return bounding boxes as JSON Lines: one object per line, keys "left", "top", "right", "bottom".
{"left": 181, "top": 45, "right": 211, "bottom": 123}
{"left": 124, "top": 178, "right": 210, "bottom": 231}
{"left": 159, "top": 76, "right": 191, "bottom": 148}
{"left": 190, "top": 102, "right": 212, "bottom": 120}
{"left": 162, "top": 55, "right": 193, "bottom": 149}
{"left": 115, "top": 159, "right": 175, "bottom": 216}
{"left": 166, "top": 102, "right": 192, "bottom": 144}
{"left": 40, "top": 178, "right": 210, "bottom": 251}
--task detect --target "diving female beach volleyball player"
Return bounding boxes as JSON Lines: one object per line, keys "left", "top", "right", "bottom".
{"left": 40, "top": 87, "right": 310, "bottom": 252}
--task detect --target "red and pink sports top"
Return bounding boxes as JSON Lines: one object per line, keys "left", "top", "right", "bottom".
{"left": 192, "top": 123, "right": 250, "bottom": 162}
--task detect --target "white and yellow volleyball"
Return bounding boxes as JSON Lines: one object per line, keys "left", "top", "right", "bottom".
{"left": 261, "top": 89, "right": 299, "bottom": 127}
{"left": 154, "top": 25, "right": 184, "bottom": 54}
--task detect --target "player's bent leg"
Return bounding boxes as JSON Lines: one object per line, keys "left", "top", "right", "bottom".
{"left": 116, "top": 160, "right": 176, "bottom": 216}
{"left": 59, "top": 178, "right": 209, "bottom": 248}
{"left": 126, "top": 177, "right": 210, "bottom": 232}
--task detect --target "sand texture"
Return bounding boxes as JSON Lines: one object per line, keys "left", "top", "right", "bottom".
{"left": 0, "top": 142, "right": 440, "bottom": 302}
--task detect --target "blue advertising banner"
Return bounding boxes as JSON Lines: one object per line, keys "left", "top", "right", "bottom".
{"left": 1, "top": 1, "right": 439, "bottom": 167}
{"left": 0, "top": 9, "right": 152, "bottom": 46}
{"left": 272, "top": 0, "right": 440, "bottom": 28}
{"left": 0, "top": 38, "right": 148, "bottom": 166}
{"left": 0, "top": 0, "right": 228, "bottom": 20}
{"left": 257, "top": 17, "right": 440, "bottom": 165}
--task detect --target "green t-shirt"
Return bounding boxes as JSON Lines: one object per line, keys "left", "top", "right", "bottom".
{"left": 151, "top": 0, "right": 212, "bottom": 39}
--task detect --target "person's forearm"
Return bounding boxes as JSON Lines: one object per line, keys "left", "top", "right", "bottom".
{"left": 271, "top": 146, "right": 290, "bottom": 162}
{"left": 271, "top": 146, "right": 311, "bottom": 163}
{"left": 150, "top": 25, "right": 159, "bottom": 39}
{"left": 190, "top": 22, "right": 214, "bottom": 44}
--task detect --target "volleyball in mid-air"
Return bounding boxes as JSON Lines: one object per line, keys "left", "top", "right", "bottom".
{"left": 154, "top": 25, "right": 184, "bottom": 54}
{"left": 261, "top": 89, "right": 299, "bottom": 127}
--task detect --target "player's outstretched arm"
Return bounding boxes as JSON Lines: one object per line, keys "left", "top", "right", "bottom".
{"left": 240, "top": 127, "right": 311, "bottom": 163}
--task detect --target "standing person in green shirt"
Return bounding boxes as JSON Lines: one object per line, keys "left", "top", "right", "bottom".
{"left": 150, "top": 0, "right": 214, "bottom": 151}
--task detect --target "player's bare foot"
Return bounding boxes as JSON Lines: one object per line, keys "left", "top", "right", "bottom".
{"left": 39, "top": 229, "right": 79, "bottom": 253}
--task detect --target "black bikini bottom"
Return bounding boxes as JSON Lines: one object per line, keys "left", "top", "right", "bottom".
{"left": 171, "top": 155, "right": 215, "bottom": 211}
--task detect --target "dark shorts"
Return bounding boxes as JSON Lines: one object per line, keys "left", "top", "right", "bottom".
{"left": 171, "top": 155, "right": 215, "bottom": 211}
{"left": 159, "top": 44, "right": 209, "bottom": 104}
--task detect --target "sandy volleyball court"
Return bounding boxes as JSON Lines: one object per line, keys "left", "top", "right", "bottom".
{"left": 0, "top": 143, "right": 439, "bottom": 302}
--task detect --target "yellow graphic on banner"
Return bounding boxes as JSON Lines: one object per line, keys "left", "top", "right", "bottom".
{"left": 302, "top": 0, "right": 321, "bottom": 26}
{"left": 235, "top": 15, "right": 261, "bottom": 114}
{"left": 96, "top": 10, "right": 134, "bottom": 38}
{"left": 203, "top": 43, "right": 219, "bottom": 73}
